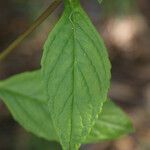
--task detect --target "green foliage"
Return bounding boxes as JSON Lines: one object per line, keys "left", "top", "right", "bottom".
{"left": 0, "top": 0, "right": 134, "bottom": 149}
{"left": 0, "top": 71, "right": 57, "bottom": 141}
{"left": 41, "top": 0, "right": 111, "bottom": 149}
{"left": 85, "top": 100, "right": 133, "bottom": 143}
{"left": 0, "top": 70, "right": 133, "bottom": 149}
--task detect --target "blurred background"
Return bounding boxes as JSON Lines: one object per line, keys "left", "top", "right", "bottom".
{"left": 0, "top": 0, "right": 150, "bottom": 149}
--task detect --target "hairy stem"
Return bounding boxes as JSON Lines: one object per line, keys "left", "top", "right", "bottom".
{"left": 0, "top": 0, "right": 62, "bottom": 61}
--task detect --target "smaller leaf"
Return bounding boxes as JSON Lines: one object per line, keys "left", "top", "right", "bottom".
{"left": 0, "top": 71, "right": 133, "bottom": 146}
{"left": 85, "top": 99, "right": 134, "bottom": 143}
{"left": 0, "top": 70, "right": 58, "bottom": 141}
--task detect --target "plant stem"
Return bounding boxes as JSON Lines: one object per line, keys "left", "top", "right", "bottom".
{"left": 0, "top": 0, "right": 62, "bottom": 61}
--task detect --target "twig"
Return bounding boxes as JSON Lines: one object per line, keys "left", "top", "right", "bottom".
{"left": 0, "top": 0, "right": 62, "bottom": 61}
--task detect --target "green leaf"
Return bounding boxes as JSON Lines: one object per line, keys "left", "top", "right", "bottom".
{"left": 0, "top": 71, "right": 133, "bottom": 148}
{"left": 0, "top": 70, "right": 58, "bottom": 142}
{"left": 41, "top": 1, "right": 111, "bottom": 149}
{"left": 85, "top": 100, "right": 134, "bottom": 143}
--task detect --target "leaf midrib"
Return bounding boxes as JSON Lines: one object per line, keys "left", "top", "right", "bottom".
{"left": 69, "top": 10, "right": 76, "bottom": 149}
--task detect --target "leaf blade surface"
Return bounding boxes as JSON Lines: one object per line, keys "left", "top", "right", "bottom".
{"left": 0, "top": 70, "right": 58, "bottom": 141}
{"left": 85, "top": 100, "right": 134, "bottom": 143}
{"left": 0, "top": 71, "right": 133, "bottom": 147}
{"left": 41, "top": 5, "right": 111, "bottom": 149}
